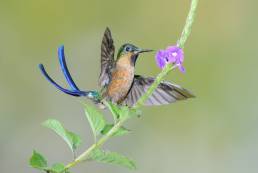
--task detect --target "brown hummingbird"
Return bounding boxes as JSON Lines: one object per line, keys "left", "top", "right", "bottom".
{"left": 38, "top": 27, "right": 194, "bottom": 107}
{"left": 98, "top": 27, "right": 194, "bottom": 106}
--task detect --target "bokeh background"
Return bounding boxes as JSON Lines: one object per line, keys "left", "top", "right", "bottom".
{"left": 1, "top": 0, "right": 258, "bottom": 173}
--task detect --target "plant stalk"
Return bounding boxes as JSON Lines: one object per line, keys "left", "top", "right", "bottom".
{"left": 134, "top": 64, "right": 177, "bottom": 108}
{"left": 64, "top": 0, "right": 199, "bottom": 170}
{"left": 177, "top": 0, "right": 199, "bottom": 48}
{"left": 65, "top": 118, "right": 126, "bottom": 170}
{"left": 134, "top": 0, "right": 199, "bottom": 107}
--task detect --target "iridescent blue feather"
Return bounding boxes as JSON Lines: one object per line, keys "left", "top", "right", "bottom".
{"left": 38, "top": 46, "right": 100, "bottom": 102}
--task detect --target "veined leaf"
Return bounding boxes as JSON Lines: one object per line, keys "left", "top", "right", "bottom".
{"left": 42, "top": 119, "right": 81, "bottom": 153}
{"left": 105, "top": 101, "right": 120, "bottom": 121}
{"left": 130, "top": 108, "right": 142, "bottom": 117}
{"left": 50, "top": 163, "right": 65, "bottom": 173}
{"left": 121, "top": 107, "right": 142, "bottom": 119}
{"left": 89, "top": 148, "right": 136, "bottom": 170}
{"left": 29, "top": 150, "right": 48, "bottom": 170}
{"left": 101, "top": 124, "right": 130, "bottom": 137}
{"left": 119, "top": 106, "right": 130, "bottom": 120}
{"left": 105, "top": 102, "right": 141, "bottom": 121}
{"left": 66, "top": 130, "right": 82, "bottom": 150}
{"left": 83, "top": 103, "right": 106, "bottom": 139}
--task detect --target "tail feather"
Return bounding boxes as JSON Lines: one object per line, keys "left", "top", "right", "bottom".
{"left": 38, "top": 46, "right": 101, "bottom": 103}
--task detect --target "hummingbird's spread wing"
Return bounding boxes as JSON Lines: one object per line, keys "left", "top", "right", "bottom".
{"left": 99, "top": 27, "right": 115, "bottom": 88}
{"left": 123, "top": 75, "right": 195, "bottom": 107}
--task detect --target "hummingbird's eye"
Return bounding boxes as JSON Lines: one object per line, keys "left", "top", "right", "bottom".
{"left": 125, "top": 46, "right": 131, "bottom": 52}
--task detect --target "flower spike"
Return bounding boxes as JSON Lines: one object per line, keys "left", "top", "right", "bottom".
{"left": 155, "top": 45, "right": 185, "bottom": 73}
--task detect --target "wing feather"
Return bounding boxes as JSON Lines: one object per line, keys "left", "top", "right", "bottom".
{"left": 98, "top": 27, "right": 115, "bottom": 88}
{"left": 123, "top": 75, "right": 195, "bottom": 107}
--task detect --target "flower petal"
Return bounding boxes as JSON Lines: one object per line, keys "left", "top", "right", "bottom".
{"left": 155, "top": 45, "right": 186, "bottom": 73}
{"left": 155, "top": 50, "right": 167, "bottom": 69}
{"left": 178, "top": 64, "right": 186, "bottom": 73}
{"left": 167, "top": 46, "right": 185, "bottom": 72}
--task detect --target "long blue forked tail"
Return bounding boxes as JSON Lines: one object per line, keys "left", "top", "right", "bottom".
{"left": 38, "top": 45, "right": 100, "bottom": 102}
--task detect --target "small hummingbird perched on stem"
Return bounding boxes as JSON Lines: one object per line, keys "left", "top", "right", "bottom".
{"left": 39, "top": 27, "right": 194, "bottom": 108}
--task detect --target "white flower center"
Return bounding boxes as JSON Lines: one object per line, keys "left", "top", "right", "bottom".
{"left": 172, "top": 52, "right": 177, "bottom": 57}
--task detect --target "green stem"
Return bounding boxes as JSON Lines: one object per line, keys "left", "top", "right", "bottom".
{"left": 134, "top": 0, "right": 199, "bottom": 107}
{"left": 64, "top": 0, "right": 198, "bottom": 171}
{"left": 177, "top": 0, "right": 199, "bottom": 48}
{"left": 65, "top": 118, "right": 126, "bottom": 170}
{"left": 134, "top": 64, "right": 177, "bottom": 108}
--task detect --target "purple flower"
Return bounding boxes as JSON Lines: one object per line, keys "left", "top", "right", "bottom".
{"left": 155, "top": 45, "right": 185, "bottom": 73}
{"left": 155, "top": 50, "right": 169, "bottom": 69}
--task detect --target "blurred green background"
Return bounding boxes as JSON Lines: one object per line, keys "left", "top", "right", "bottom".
{"left": 1, "top": 0, "right": 258, "bottom": 172}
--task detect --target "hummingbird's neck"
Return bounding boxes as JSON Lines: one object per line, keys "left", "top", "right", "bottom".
{"left": 116, "top": 53, "right": 136, "bottom": 69}
{"left": 131, "top": 54, "right": 139, "bottom": 66}
{"left": 116, "top": 53, "right": 138, "bottom": 69}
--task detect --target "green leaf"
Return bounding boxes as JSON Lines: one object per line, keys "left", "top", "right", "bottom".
{"left": 50, "top": 163, "right": 65, "bottom": 173}
{"left": 29, "top": 150, "right": 48, "bottom": 170}
{"left": 122, "top": 107, "right": 142, "bottom": 118}
{"left": 105, "top": 101, "right": 120, "bottom": 121}
{"left": 66, "top": 130, "right": 82, "bottom": 150}
{"left": 130, "top": 108, "right": 142, "bottom": 117}
{"left": 89, "top": 148, "right": 136, "bottom": 170}
{"left": 119, "top": 106, "right": 130, "bottom": 120}
{"left": 42, "top": 119, "right": 81, "bottom": 153}
{"left": 101, "top": 124, "right": 130, "bottom": 137}
{"left": 105, "top": 101, "right": 141, "bottom": 122}
{"left": 83, "top": 103, "right": 106, "bottom": 139}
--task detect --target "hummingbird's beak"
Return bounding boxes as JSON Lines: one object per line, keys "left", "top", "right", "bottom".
{"left": 134, "top": 48, "right": 153, "bottom": 54}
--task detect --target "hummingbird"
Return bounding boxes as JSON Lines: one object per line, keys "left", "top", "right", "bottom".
{"left": 39, "top": 27, "right": 194, "bottom": 107}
